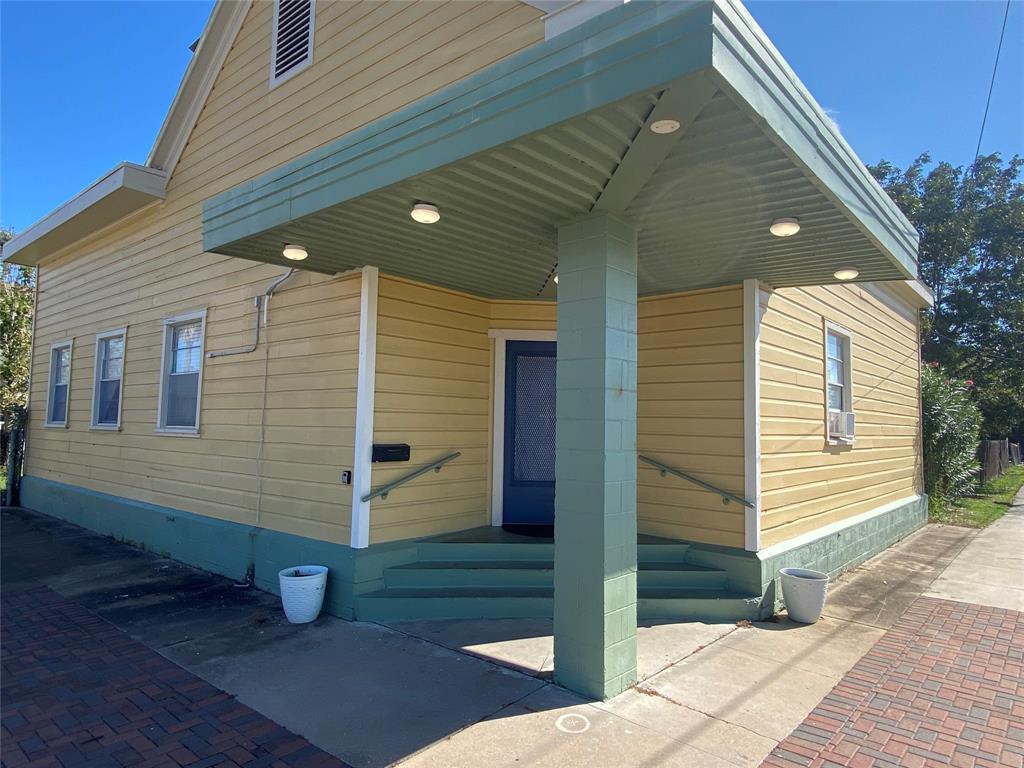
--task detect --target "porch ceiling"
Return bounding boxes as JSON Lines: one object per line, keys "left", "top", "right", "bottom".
{"left": 203, "top": 0, "right": 919, "bottom": 300}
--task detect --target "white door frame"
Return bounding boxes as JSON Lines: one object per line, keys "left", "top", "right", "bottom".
{"left": 488, "top": 329, "right": 557, "bottom": 526}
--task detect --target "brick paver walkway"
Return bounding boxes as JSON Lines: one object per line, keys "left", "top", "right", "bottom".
{"left": 763, "top": 596, "right": 1024, "bottom": 768}
{"left": 1, "top": 588, "right": 350, "bottom": 768}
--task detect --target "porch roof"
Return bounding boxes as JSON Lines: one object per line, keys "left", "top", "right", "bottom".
{"left": 202, "top": 0, "right": 919, "bottom": 300}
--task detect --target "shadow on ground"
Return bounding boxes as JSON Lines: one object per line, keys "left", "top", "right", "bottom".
{"left": 1, "top": 506, "right": 982, "bottom": 768}
{"left": 1, "top": 507, "right": 565, "bottom": 768}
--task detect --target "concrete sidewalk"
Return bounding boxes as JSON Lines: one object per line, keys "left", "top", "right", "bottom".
{"left": 4, "top": 500, "right": 1015, "bottom": 768}
{"left": 925, "top": 486, "right": 1024, "bottom": 611}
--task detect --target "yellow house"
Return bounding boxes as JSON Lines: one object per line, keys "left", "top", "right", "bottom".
{"left": 3, "top": 0, "right": 932, "bottom": 700}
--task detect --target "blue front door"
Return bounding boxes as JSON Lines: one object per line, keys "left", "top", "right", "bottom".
{"left": 503, "top": 341, "right": 556, "bottom": 525}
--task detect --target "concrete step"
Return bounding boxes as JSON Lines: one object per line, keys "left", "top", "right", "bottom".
{"left": 415, "top": 541, "right": 691, "bottom": 563}
{"left": 355, "top": 585, "right": 760, "bottom": 622}
{"left": 638, "top": 590, "right": 763, "bottom": 622}
{"left": 415, "top": 542, "right": 553, "bottom": 562}
{"left": 384, "top": 560, "right": 727, "bottom": 589}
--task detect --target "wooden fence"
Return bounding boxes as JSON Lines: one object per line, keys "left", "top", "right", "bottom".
{"left": 977, "top": 439, "right": 1020, "bottom": 485}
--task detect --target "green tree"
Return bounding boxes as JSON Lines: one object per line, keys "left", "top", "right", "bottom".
{"left": 870, "top": 153, "right": 1024, "bottom": 439}
{"left": 1, "top": 228, "right": 35, "bottom": 426}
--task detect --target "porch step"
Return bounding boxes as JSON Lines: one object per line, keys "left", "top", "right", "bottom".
{"left": 356, "top": 585, "right": 759, "bottom": 622}
{"left": 414, "top": 540, "right": 691, "bottom": 563}
{"left": 384, "top": 560, "right": 727, "bottom": 589}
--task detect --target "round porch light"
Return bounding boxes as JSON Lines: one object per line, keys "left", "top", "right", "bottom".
{"left": 649, "top": 119, "right": 681, "bottom": 135}
{"left": 769, "top": 218, "right": 800, "bottom": 237}
{"left": 411, "top": 202, "right": 441, "bottom": 224}
{"left": 553, "top": 274, "right": 559, "bottom": 284}
{"left": 282, "top": 244, "right": 308, "bottom": 261}
{"left": 833, "top": 267, "right": 860, "bottom": 281}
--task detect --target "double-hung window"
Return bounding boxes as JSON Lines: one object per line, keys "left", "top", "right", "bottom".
{"left": 46, "top": 340, "right": 73, "bottom": 427}
{"left": 824, "top": 321, "right": 854, "bottom": 442}
{"left": 92, "top": 328, "right": 126, "bottom": 429}
{"left": 158, "top": 311, "right": 207, "bottom": 434}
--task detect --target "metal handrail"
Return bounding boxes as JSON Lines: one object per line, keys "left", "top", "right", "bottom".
{"left": 361, "top": 451, "right": 461, "bottom": 503}
{"left": 638, "top": 454, "right": 753, "bottom": 508}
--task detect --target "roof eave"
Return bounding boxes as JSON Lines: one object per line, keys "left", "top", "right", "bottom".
{"left": 710, "top": 0, "right": 920, "bottom": 279}
{"left": 147, "top": 0, "right": 252, "bottom": 174}
{"left": 1, "top": 163, "right": 167, "bottom": 267}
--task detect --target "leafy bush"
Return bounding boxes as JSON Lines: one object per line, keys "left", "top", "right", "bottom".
{"left": 922, "top": 364, "right": 982, "bottom": 508}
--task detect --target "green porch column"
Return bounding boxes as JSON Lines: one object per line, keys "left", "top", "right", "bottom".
{"left": 553, "top": 212, "right": 638, "bottom": 700}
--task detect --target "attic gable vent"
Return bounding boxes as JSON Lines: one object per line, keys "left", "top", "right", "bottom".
{"left": 271, "top": 0, "right": 315, "bottom": 87}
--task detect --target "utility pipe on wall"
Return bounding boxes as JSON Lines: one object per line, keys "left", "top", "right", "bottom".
{"left": 207, "top": 268, "right": 297, "bottom": 359}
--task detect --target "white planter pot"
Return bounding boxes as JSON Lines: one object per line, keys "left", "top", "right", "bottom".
{"left": 779, "top": 567, "right": 829, "bottom": 624}
{"left": 278, "top": 565, "right": 328, "bottom": 624}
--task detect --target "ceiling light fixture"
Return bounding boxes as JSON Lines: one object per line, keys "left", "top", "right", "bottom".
{"left": 411, "top": 202, "right": 441, "bottom": 224}
{"left": 833, "top": 267, "right": 859, "bottom": 281}
{"left": 769, "top": 217, "right": 800, "bottom": 237}
{"left": 282, "top": 244, "right": 308, "bottom": 261}
{"left": 649, "top": 119, "right": 681, "bottom": 135}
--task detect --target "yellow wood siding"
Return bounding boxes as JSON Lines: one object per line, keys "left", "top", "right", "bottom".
{"left": 759, "top": 284, "right": 923, "bottom": 547}
{"left": 637, "top": 286, "right": 746, "bottom": 547}
{"left": 168, "top": 0, "right": 544, "bottom": 198}
{"left": 369, "top": 278, "right": 745, "bottom": 547}
{"left": 27, "top": 243, "right": 360, "bottom": 543}
{"left": 24, "top": 1, "right": 545, "bottom": 545}
{"left": 371, "top": 276, "right": 492, "bottom": 542}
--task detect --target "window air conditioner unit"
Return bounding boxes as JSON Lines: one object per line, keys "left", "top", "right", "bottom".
{"left": 829, "top": 411, "right": 855, "bottom": 442}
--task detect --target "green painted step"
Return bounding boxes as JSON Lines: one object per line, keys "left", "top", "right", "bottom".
{"left": 384, "top": 560, "right": 727, "bottom": 589}
{"left": 638, "top": 590, "right": 763, "bottom": 622}
{"left": 355, "top": 585, "right": 761, "bottom": 622}
{"left": 415, "top": 541, "right": 691, "bottom": 563}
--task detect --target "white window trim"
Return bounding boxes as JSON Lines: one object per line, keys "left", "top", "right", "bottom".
{"left": 269, "top": 0, "right": 315, "bottom": 89}
{"left": 90, "top": 327, "right": 128, "bottom": 431}
{"left": 489, "top": 329, "right": 558, "bottom": 526}
{"left": 157, "top": 309, "right": 207, "bottom": 436}
{"left": 823, "top": 320, "right": 854, "bottom": 445}
{"left": 44, "top": 338, "right": 74, "bottom": 428}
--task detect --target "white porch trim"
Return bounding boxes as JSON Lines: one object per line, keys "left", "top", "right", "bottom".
{"left": 489, "top": 329, "right": 558, "bottom": 526}
{"left": 350, "top": 266, "right": 379, "bottom": 548}
{"left": 743, "top": 279, "right": 769, "bottom": 552}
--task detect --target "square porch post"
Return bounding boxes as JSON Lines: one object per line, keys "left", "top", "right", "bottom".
{"left": 553, "top": 212, "right": 638, "bottom": 700}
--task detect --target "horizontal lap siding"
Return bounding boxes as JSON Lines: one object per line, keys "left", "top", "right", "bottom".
{"left": 371, "top": 276, "right": 492, "bottom": 542}
{"left": 26, "top": 1, "right": 544, "bottom": 545}
{"left": 168, "top": 0, "right": 544, "bottom": 203}
{"left": 368, "top": 279, "right": 745, "bottom": 547}
{"left": 28, "top": 251, "right": 360, "bottom": 544}
{"left": 759, "top": 284, "right": 923, "bottom": 548}
{"left": 638, "top": 286, "right": 745, "bottom": 547}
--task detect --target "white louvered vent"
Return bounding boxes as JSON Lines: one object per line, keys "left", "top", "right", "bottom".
{"left": 271, "top": 0, "right": 315, "bottom": 87}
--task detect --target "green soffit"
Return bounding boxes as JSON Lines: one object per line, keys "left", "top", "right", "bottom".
{"left": 203, "top": 0, "right": 919, "bottom": 299}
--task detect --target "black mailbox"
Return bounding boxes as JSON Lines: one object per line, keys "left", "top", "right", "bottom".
{"left": 372, "top": 443, "right": 411, "bottom": 463}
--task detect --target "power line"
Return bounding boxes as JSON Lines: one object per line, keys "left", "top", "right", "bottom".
{"left": 974, "top": 0, "right": 1012, "bottom": 163}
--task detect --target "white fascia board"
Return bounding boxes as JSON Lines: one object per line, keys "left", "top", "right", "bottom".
{"left": 147, "top": 0, "right": 252, "bottom": 175}
{"left": 522, "top": 0, "right": 624, "bottom": 40}
{"left": 2, "top": 163, "right": 167, "bottom": 266}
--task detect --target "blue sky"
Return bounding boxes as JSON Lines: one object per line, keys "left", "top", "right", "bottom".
{"left": 1, "top": 1, "right": 1021, "bottom": 233}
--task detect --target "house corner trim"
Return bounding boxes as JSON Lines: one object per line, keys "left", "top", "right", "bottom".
{"left": 351, "top": 266, "right": 379, "bottom": 549}
{"left": 743, "top": 279, "right": 767, "bottom": 552}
